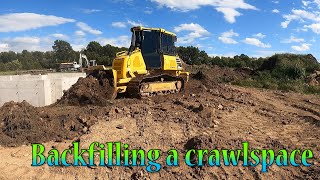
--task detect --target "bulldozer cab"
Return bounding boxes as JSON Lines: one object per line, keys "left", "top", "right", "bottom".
{"left": 129, "top": 27, "right": 177, "bottom": 69}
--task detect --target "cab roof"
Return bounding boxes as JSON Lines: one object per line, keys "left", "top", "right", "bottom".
{"left": 131, "top": 26, "right": 177, "bottom": 37}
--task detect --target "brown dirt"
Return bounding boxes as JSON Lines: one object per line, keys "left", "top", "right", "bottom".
{"left": 186, "top": 64, "right": 251, "bottom": 84}
{"left": 0, "top": 66, "right": 319, "bottom": 179}
{"left": 0, "top": 101, "right": 105, "bottom": 147}
{"left": 57, "top": 75, "right": 115, "bottom": 106}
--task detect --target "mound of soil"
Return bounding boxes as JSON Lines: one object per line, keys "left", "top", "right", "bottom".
{"left": 0, "top": 101, "right": 96, "bottom": 147}
{"left": 184, "top": 136, "right": 215, "bottom": 166}
{"left": 193, "top": 71, "right": 207, "bottom": 80}
{"left": 0, "top": 64, "right": 319, "bottom": 178}
{"left": 57, "top": 75, "right": 115, "bottom": 106}
{"left": 188, "top": 65, "right": 250, "bottom": 86}
{"left": 185, "top": 135, "right": 215, "bottom": 150}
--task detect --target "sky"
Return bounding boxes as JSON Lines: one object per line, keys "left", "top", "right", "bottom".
{"left": 0, "top": 0, "right": 319, "bottom": 59}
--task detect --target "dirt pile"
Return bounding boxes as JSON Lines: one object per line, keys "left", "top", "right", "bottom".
{"left": 184, "top": 135, "right": 214, "bottom": 150}
{"left": 186, "top": 65, "right": 250, "bottom": 84}
{"left": 0, "top": 101, "right": 98, "bottom": 147}
{"left": 57, "top": 75, "right": 115, "bottom": 106}
{"left": 193, "top": 71, "right": 207, "bottom": 80}
{"left": 0, "top": 65, "right": 319, "bottom": 178}
{"left": 307, "top": 70, "right": 320, "bottom": 86}
{"left": 184, "top": 135, "right": 215, "bottom": 165}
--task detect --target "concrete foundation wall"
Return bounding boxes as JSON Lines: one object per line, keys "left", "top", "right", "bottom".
{"left": 0, "top": 73, "right": 86, "bottom": 107}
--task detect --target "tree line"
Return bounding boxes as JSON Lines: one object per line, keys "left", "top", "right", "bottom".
{"left": 0, "top": 40, "right": 128, "bottom": 71}
{"left": 0, "top": 40, "right": 319, "bottom": 78}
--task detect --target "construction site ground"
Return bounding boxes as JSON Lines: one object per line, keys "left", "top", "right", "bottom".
{"left": 0, "top": 65, "right": 319, "bottom": 179}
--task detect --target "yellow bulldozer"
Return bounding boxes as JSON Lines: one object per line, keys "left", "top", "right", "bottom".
{"left": 86, "top": 26, "right": 189, "bottom": 98}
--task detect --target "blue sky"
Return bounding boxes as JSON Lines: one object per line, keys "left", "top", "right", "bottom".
{"left": 0, "top": 0, "right": 319, "bottom": 59}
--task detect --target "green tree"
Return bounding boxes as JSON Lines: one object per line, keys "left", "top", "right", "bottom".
{"left": 6, "top": 60, "right": 22, "bottom": 71}
{"left": 177, "top": 46, "right": 210, "bottom": 65}
{"left": 84, "top": 41, "right": 103, "bottom": 64}
{"left": 18, "top": 50, "right": 36, "bottom": 70}
{"left": 84, "top": 42, "right": 128, "bottom": 66}
{"left": 86, "top": 41, "right": 102, "bottom": 54}
{"left": 0, "top": 51, "right": 17, "bottom": 63}
{"left": 52, "top": 40, "right": 76, "bottom": 62}
{"left": 232, "top": 54, "right": 251, "bottom": 68}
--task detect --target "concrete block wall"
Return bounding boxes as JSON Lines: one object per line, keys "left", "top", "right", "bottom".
{"left": 0, "top": 73, "right": 86, "bottom": 107}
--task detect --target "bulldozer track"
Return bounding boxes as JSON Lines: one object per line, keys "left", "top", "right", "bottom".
{"left": 127, "top": 74, "right": 185, "bottom": 98}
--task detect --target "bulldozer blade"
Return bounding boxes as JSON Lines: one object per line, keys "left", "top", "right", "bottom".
{"left": 87, "top": 69, "right": 118, "bottom": 100}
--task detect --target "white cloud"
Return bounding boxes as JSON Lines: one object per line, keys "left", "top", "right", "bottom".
{"left": 207, "top": 46, "right": 214, "bottom": 50}
{"left": 144, "top": 10, "right": 153, "bottom": 14}
{"left": 151, "top": 0, "right": 257, "bottom": 23}
{"left": 75, "top": 30, "right": 86, "bottom": 36}
{"left": 272, "top": 1, "right": 279, "bottom": 4}
{"left": 0, "top": 35, "right": 87, "bottom": 52}
{"left": 80, "top": 9, "right": 102, "bottom": 14}
{"left": 174, "top": 23, "right": 209, "bottom": 34}
{"left": 291, "top": 43, "right": 311, "bottom": 51}
{"left": 272, "top": 9, "right": 280, "bottom": 13}
{"left": 216, "top": 7, "right": 241, "bottom": 23}
{"left": 302, "top": 1, "right": 311, "bottom": 6}
{"left": 293, "top": 9, "right": 320, "bottom": 21}
{"left": 151, "top": 0, "right": 256, "bottom": 11}
{"left": 304, "top": 23, "right": 320, "bottom": 34}
{"left": 195, "top": 44, "right": 204, "bottom": 48}
{"left": 209, "top": 52, "right": 237, "bottom": 57}
{"left": 0, "top": 43, "right": 9, "bottom": 52}
{"left": 71, "top": 44, "right": 86, "bottom": 51}
{"left": 314, "top": 0, "right": 320, "bottom": 7}
{"left": 112, "top": 20, "right": 144, "bottom": 28}
{"left": 96, "top": 35, "right": 130, "bottom": 47}
{"left": 9, "top": 37, "right": 41, "bottom": 44}
{"left": 0, "top": 13, "right": 75, "bottom": 32}
{"left": 51, "top": 33, "right": 69, "bottom": 40}
{"left": 281, "top": 21, "right": 290, "bottom": 28}
{"left": 281, "top": 36, "right": 305, "bottom": 43}
{"left": 253, "top": 50, "right": 286, "bottom": 58}
{"left": 127, "top": 20, "right": 143, "bottom": 27}
{"left": 295, "top": 27, "right": 308, "bottom": 32}
{"left": 0, "top": 36, "right": 52, "bottom": 52}
{"left": 281, "top": 9, "right": 320, "bottom": 29}
{"left": 243, "top": 38, "right": 271, "bottom": 48}
{"left": 218, "top": 30, "right": 239, "bottom": 44}
{"left": 112, "top": 22, "right": 127, "bottom": 28}
{"left": 76, "top": 22, "right": 102, "bottom": 35}
{"left": 174, "top": 23, "right": 210, "bottom": 44}
{"left": 253, "top": 33, "right": 266, "bottom": 39}
{"left": 144, "top": 7, "right": 153, "bottom": 14}
{"left": 281, "top": 2, "right": 320, "bottom": 34}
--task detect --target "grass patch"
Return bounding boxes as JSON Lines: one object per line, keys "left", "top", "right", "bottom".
{"left": 234, "top": 76, "right": 320, "bottom": 95}
{"left": 0, "top": 71, "right": 18, "bottom": 75}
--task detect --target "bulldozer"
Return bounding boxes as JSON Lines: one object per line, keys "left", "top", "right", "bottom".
{"left": 85, "top": 26, "right": 189, "bottom": 98}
